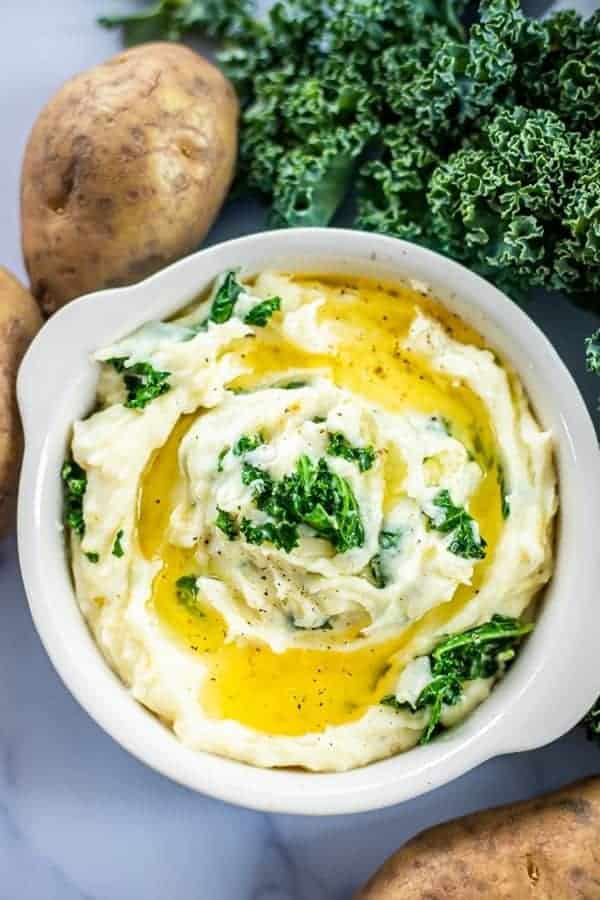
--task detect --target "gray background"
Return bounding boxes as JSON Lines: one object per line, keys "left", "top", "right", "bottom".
{"left": 1, "top": 2, "right": 599, "bottom": 898}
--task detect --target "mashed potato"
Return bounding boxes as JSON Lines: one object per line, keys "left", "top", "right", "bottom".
{"left": 65, "top": 271, "right": 556, "bottom": 771}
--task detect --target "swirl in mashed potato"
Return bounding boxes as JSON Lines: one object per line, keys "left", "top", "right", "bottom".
{"left": 67, "top": 271, "right": 556, "bottom": 771}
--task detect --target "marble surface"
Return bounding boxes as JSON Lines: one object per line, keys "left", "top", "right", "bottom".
{"left": 2, "top": 2, "right": 600, "bottom": 898}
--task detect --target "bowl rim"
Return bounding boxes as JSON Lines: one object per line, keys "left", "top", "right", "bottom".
{"left": 17, "top": 227, "right": 600, "bottom": 815}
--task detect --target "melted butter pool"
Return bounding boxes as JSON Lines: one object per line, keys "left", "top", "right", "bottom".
{"left": 137, "top": 275, "right": 504, "bottom": 737}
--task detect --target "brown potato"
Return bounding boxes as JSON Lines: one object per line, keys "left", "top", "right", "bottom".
{"left": 357, "top": 778, "right": 600, "bottom": 899}
{"left": 21, "top": 42, "right": 238, "bottom": 315}
{"left": 0, "top": 267, "right": 43, "bottom": 537}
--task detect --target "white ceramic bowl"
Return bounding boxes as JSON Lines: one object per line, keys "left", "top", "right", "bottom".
{"left": 17, "top": 228, "right": 600, "bottom": 815}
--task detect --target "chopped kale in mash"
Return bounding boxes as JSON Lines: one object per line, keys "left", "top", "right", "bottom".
{"left": 239, "top": 453, "right": 365, "bottom": 553}
{"left": 61, "top": 458, "right": 88, "bottom": 537}
{"left": 108, "top": 358, "right": 171, "bottom": 410}
{"left": 208, "top": 270, "right": 245, "bottom": 324}
{"left": 216, "top": 508, "right": 238, "bottom": 541}
{"left": 370, "top": 529, "right": 404, "bottom": 588}
{"left": 382, "top": 615, "right": 533, "bottom": 743}
{"left": 208, "top": 269, "right": 281, "bottom": 327}
{"left": 425, "top": 489, "right": 487, "bottom": 560}
{"left": 112, "top": 529, "right": 125, "bottom": 558}
{"left": 175, "top": 575, "right": 205, "bottom": 617}
{"left": 244, "top": 296, "right": 281, "bottom": 327}
{"left": 233, "top": 433, "right": 264, "bottom": 456}
{"left": 241, "top": 517, "right": 300, "bottom": 553}
{"left": 327, "top": 431, "right": 376, "bottom": 472}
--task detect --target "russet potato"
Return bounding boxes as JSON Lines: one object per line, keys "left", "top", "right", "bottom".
{"left": 0, "top": 267, "right": 42, "bottom": 537}
{"left": 357, "top": 778, "right": 600, "bottom": 899}
{"left": 21, "top": 42, "right": 238, "bottom": 314}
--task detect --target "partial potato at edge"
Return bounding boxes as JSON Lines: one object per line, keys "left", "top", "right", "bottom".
{"left": 356, "top": 777, "right": 600, "bottom": 900}
{"left": 21, "top": 42, "right": 238, "bottom": 315}
{"left": 0, "top": 267, "right": 43, "bottom": 537}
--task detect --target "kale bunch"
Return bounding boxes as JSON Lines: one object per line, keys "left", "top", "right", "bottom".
{"left": 102, "top": 0, "right": 600, "bottom": 305}
{"left": 357, "top": 1, "right": 600, "bottom": 302}
{"left": 228, "top": 0, "right": 468, "bottom": 229}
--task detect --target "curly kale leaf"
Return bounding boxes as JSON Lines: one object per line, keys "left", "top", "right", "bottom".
{"left": 175, "top": 575, "right": 205, "bottom": 616}
{"left": 240, "top": 518, "right": 299, "bottom": 552}
{"left": 205, "top": 270, "right": 279, "bottom": 328}
{"left": 355, "top": 3, "right": 600, "bottom": 304}
{"left": 426, "top": 109, "right": 600, "bottom": 300}
{"left": 215, "top": 508, "right": 239, "bottom": 540}
{"left": 217, "top": 0, "right": 467, "bottom": 226}
{"left": 554, "top": 132, "right": 600, "bottom": 301}
{"left": 99, "top": 0, "right": 255, "bottom": 45}
{"left": 233, "top": 433, "right": 264, "bottom": 456}
{"left": 61, "top": 458, "right": 87, "bottom": 537}
{"left": 430, "top": 614, "right": 533, "bottom": 680}
{"left": 241, "top": 454, "right": 365, "bottom": 553}
{"left": 356, "top": 126, "right": 440, "bottom": 243}
{"left": 264, "top": 112, "right": 379, "bottom": 228}
{"left": 420, "top": 615, "right": 533, "bottom": 744}
{"left": 327, "top": 432, "right": 376, "bottom": 472}
{"left": 112, "top": 530, "right": 125, "bottom": 558}
{"left": 108, "top": 358, "right": 171, "bottom": 409}
{"left": 527, "top": 9, "right": 600, "bottom": 133}
{"left": 360, "top": 105, "right": 600, "bottom": 301}
{"left": 273, "top": 455, "right": 366, "bottom": 553}
{"left": 370, "top": 528, "right": 404, "bottom": 588}
{"left": 244, "top": 296, "right": 281, "bottom": 326}
{"left": 375, "top": 27, "right": 472, "bottom": 144}
{"left": 586, "top": 331, "right": 600, "bottom": 375}
{"left": 241, "top": 461, "right": 274, "bottom": 497}
{"left": 425, "top": 489, "right": 487, "bottom": 560}
{"left": 415, "top": 673, "right": 465, "bottom": 744}
{"left": 398, "top": 0, "right": 595, "bottom": 138}
{"left": 381, "top": 674, "right": 463, "bottom": 740}
{"left": 381, "top": 614, "right": 533, "bottom": 743}
{"left": 99, "top": 1, "right": 184, "bottom": 44}
{"left": 208, "top": 270, "right": 245, "bottom": 324}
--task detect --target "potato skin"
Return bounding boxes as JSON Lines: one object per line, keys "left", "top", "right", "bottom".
{"left": 21, "top": 42, "right": 238, "bottom": 315}
{"left": 0, "top": 268, "right": 43, "bottom": 537}
{"left": 357, "top": 778, "right": 600, "bottom": 900}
